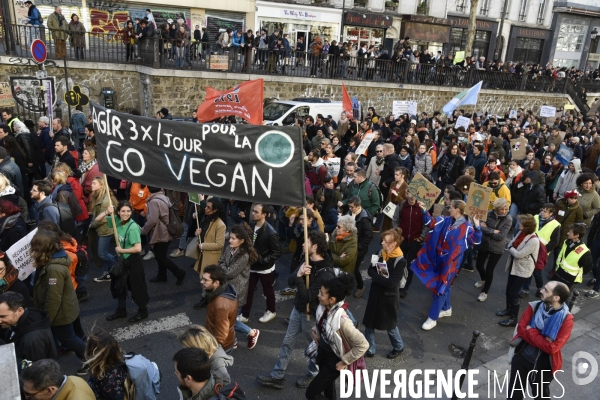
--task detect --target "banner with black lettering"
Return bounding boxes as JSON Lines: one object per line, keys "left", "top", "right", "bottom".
{"left": 91, "top": 103, "right": 305, "bottom": 206}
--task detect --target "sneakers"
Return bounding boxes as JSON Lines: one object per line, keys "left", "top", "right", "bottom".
{"left": 259, "top": 310, "right": 276, "bottom": 323}
{"left": 518, "top": 289, "right": 529, "bottom": 299}
{"left": 462, "top": 266, "right": 474, "bottom": 272}
{"left": 247, "top": 329, "right": 260, "bottom": 349}
{"left": 170, "top": 248, "right": 185, "bottom": 258}
{"left": 257, "top": 375, "right": 285, "bottom": 389}
{"left": 477, "top": 292, "right": 488, "bottom": 302}
{"left": 438, "top": 308, "right": 452, "bottom": 318}
{"left": 474, "top": 280, "right": 485, "bottom": 288}
{"left": 422, "top": 317, "right": 437, "bottom": 330}
{"left": 296, "top": 375, "right": 314, "bottom": 388}
{"left": 94, "top": 273, "right": 111, "bottom": 283}
{"left": 585, "top": 289, "right": 600, "bottom": 298}
{"left": 387, "top": 348, "right": 404, "bottom": 359}
{"left": 77, "top": 292, "right": 89, "bottom": 302}
{"left": 76, "top": 366, "right": 89, "bottom": 376}
{"left": 280, "top": 287, "right": 297, "bottom": 296}
{"left": 354, "top": 288, "right": 365, "bottom": 298}
{"left": 237, "top": 314, "right": 249, "bottom": 323}
{"left": 399, "top": 288, "right": 408, "bottom": 298}
{"left": 143, "top": 251, "right": 155, "bottom": 261}
{"left": 587, "top": 278, "right": 596, "bottom": 287}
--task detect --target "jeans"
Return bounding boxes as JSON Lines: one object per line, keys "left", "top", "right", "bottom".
{"left": 270, "top": 308, "right": 318, "bottom": 380}
{"left": 354, "top": 252, "right": 367, "bottom": 290}
{"left": 97, "top": 235, "right": 116, "bottom": 273}
{"left": 364, "top": 326, "right": 403, "bottom": 354}
{"left": 509, "top": 203, "right": 520, "bottom": 230}
{"left": 74, "top": 47, "right": 84, "bottom": 60}
{"left": 176, "top": 46, "right": 185, "bottom": 68}
{"left": 506, "top": 273, "right": 529, "bottom": 318}
{"left": 475, "top": 251, "right": 503, "bottom": 293}
{"left": 522, "top": 269, "right": 543, "bottom": 291}
{"left": 429, "top": 287, "right": 452, "bottom": 320}
{"left": 178, "top": 221, "right": 189, "bottom": 250}
{"left": 507, "top": 352, "right": 553, "bottom": 399}
{"left": 51, "top": 323, "right": 86, "bottom": 361}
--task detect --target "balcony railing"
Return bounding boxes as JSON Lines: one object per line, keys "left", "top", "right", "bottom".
{"left": 0, "top": 24, "right": 588, "bottom": 113}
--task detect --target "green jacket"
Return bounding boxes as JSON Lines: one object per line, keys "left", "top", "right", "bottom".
{"left": 328, "top": 231, "right": 358, "bottom": 274}
{"left": 344, "top": 179, "right": 381, "bottom": 216}
{"left": 47, "top": 12, "right": 68, "bottom": 40}
{"left": 90, "top": 194, "right": 113, "bottom": 236}
{"left": 32, "top": 255, "right": 80, "bottom": 327}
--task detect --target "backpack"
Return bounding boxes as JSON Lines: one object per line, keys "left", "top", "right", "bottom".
{"left": 208, "top": 382, "right": 247, "bottom": 400}
{"left": 74, "top": 244, "right": 89, "bottom": 277}
{"left": 38, "top": 201, "right": 76, "bottom": 237}
{"left": 527, "top": 234, "right": 548, "bottom": 271}
{"left": 124, "top": 352, "right": 161, "bottom": 400}
{"left": 154, "top": 198, "right": 184, "bottom": 238}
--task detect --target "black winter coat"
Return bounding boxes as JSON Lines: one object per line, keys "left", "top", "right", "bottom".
{"left": 518, "top": 184, "right": 546, "bottom": 215}
{"left": 3, "top": 308, "right": 57, "bottom": 367}
{"left": 354, "top": 209, "right": 373, "bottom": 255}
{"left": 379, "top": 154, "right": 401, "bottom": 199}
{"left": 0, "top": 215, "right": 28, "bottom": 252}
{"left": 437, "top": 153, "right": 465, "bottom": 185}
{"left": 249, "top": 222, "right": 281, "bottom": 272}
{"left": 290, "top": 251, "right": 336, "bottom": 316}
{"left": 363, "top": 253, "right": 406, "bottom": 330}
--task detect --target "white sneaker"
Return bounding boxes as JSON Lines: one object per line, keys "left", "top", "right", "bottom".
{"left": 143, "top": 251, "right": 155, "bottom": 261}
{"left": 422, "top": 318, "right": 437, "bottom": 330}
{"left": 477, "top": 292, "right": 488, "bottom": 302}
{"left": 438, "top": 308, "right": 452, "bottom": 318}
{"left": 170, "top": 248, "right": 184, "bottom": 258}
{"left": 258, "top": 310, "right": 276, "bottom": 323}
{"left": 237, "top": 314, "right": 249, "bottom": 323}
{"left": 474, "top": 281, "right": 485, "bottom": 288}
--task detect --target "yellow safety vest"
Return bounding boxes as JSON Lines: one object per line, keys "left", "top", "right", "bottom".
{"left": 534, "top": 215, "right": 561, "bottom": 246}
{"left": 556, "top": 242, "right": 589, "bottom": 283}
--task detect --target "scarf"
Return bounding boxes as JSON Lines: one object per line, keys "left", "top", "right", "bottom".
{"left": 335, "top": 231, "right": 351, "bottom": 242}
{"left": 382, "top": 246, "right": 403, "bottom": 261}
{"left": 304, "top": 301, "right": 346, "bottom": 363}
{"left": 529, "top": 301, "right": 569, "bottom": 341}
{"left": 196, "top": 284, "right": 226, "bottom": 309}
{"left": 512, "top": 231, "right": 528, "bottom": 249}
{"left": 54, "top": 12, "right": 66, "bottom": 27}
{"left": 538, "top": 214, "right": 554, "bottom": 229}
{"left": 79, "top": 159, "right": 97, "bottom": 174}
{"left": 375, "top": 156, "right": 385, "bottom": 166}
{"left": 0, "top": 258, "right": 19, "bottom": 293}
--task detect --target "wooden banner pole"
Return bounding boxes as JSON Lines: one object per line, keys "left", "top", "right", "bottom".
{"left": 303, "top": 207, "right": 310, "bottom": 321}
{"left": 103, "top": 174, "right": 119, "bottom": 245}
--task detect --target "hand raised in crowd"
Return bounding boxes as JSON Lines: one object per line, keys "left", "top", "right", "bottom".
{"left": 107, "top": 205, "right": 115, "bottom": 215}
{"left": 297, "top": 262, "right": 312, "bottom": 277}
{"left": 417, "top": 200, "right": 428, "bottom": 211}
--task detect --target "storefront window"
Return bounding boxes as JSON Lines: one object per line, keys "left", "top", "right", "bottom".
{"left": 259, "top": 19, "right": 339, "bottom": 49}
{"left": 553, "top": 58, "right": 580, "bottom": 68}
{"left": 556, "top": 24, "right": 586, "bottom": 52}
{"left": 344, "top": 27, "right": 384, "bottom": 49}
{"left": 449, "top": 28, "right": 490, "bottom": 59}
{"left": 513, "top": 37, "right": 544, "bottom": 64}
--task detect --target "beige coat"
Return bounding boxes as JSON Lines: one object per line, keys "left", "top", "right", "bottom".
{"left": 140, "top": 192, "right": 172, "bottom": 245}
{"left": 194, "top": 217, "right": 226, "bottom": 276}
{"left": 505, "top": 233, "right": 539, "bottom": 278}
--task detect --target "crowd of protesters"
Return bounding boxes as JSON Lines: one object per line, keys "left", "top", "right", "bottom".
{"left": 0, "top": 100, "right": 598, "bottom": 399}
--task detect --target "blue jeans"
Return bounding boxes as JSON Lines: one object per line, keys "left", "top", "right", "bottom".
{"left": 235, "top": 307, "right": 251, "bottom": 336}
{"left": 97, "top": 235, "right": 116, "bottom": 273}
{"left": 364, "top": 326, "right": 403, "bottom": 354}
{"left": 270, "top": 308, "right": 318, "bottom": 380}
{"left": 178, "top": 221, "right": 189, "bottom": 250}
{"left": 509, "top": 203, "right": 520, "bottom": 230}
{"left": 51, "top": 323, "right": 86, "bottom": 361}
{"left": 429, "top": 287, "right": 452, "bottom": 320}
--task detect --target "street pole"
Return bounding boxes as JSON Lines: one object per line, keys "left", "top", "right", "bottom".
{"left": 63, "top": 55, "right": 72, "bottom": 122}
{"left": 494, "top": 0, "right": 509, "bottom": 61}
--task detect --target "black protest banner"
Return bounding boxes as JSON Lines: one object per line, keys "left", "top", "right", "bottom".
{"left": 91, "top": 103, "right": 305, "bottom": 206}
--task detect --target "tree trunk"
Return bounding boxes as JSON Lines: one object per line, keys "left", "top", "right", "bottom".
{"left": 465, "top": 0, "right": 479, "bottom": 58}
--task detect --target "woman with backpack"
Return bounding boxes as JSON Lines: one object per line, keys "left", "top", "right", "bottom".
{"left": 362, "top": 228, "right": 406, "bottom": 358}
{"left": 99, "top": 200, "right": 150, "bottom": 322}
{"left": 85, "top": 330, "right": 131, "bottom": 399}
{"left": 305, "top": 273, "right": 368, "bottom": 400}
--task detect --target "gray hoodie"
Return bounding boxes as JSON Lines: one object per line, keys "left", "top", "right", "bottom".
{"left": 211, "top": 344, "right": 233, "bottom": 385}
{"left": 554, "top": 158, "right": 582, "bottom": 199}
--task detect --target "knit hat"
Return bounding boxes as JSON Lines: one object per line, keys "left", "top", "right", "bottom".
{"left": 0, "top": 147, "right": 6, "bottom": 159}
{"left": 564, "top": 190, "right": 579, "bottom": 199}
{"left": 160, "top": 107, "right": 168, "bottom": 116}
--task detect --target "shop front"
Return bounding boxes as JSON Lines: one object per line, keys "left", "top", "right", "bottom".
{"left": 343, "top": 11, "right": 393, "bottom": 50}
{"left": 255, "top": 1, "right": 341, "bottom": 49}
{"left": 447, "top": 16, "right": 498, "bottom": 61}
{"left": 399, "top": 14, "right": 451, "bottom": 55}
{"left": 505, "top": 26, "right": 551, "bottom": 65}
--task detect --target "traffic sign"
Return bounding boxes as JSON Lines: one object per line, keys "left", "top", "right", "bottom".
{"left": 30, "top": 39, "right": 47, "bottom": 64}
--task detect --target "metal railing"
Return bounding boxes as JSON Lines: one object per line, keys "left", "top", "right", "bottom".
{"left": 0, "top": 23, "right": 589, "bottom": 112}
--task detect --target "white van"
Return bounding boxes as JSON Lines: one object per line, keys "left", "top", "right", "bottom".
{"left": 263, "top": 100, "right": 346, "bottom": 126}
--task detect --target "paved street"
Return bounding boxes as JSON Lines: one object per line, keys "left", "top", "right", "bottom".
{"left": 63, "top": 236, "right": 600, "bottom": 399}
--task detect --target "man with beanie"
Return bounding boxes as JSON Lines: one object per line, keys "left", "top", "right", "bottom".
{"left": 159, "top": 108, "right": 172, "bottom": 120}
{"left": 517, "top": 170, "right": 546, "bottom": 217}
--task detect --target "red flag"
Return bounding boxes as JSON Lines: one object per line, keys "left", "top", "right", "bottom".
{"left": 197, "top": 79, "right": 264, "bottom": 125}
{"left": 342, "top": 82, "right": 353, "bottom": 120}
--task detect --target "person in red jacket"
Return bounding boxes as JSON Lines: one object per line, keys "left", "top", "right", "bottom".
{"left": 507, "top": 280, "right": 573, "bottom": 400}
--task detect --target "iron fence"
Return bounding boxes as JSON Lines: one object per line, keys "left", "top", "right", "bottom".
{"left": 0, "top": 23, "right": 591, "bottom": 113}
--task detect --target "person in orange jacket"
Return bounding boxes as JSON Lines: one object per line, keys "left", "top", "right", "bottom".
{"left": 129, "top": 183, "right": 151, "bottom": 258}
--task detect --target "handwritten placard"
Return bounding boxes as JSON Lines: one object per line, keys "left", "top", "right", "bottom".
{"left": 540, "top": 105, "right": 556, "bottom": 117}
{"left": 0, "top": 82, "right": 15, "bottom": 108}
{"left": 465, "top": 183, "right": 492, "bottom": 221}
{"left": 407, "top": 172, "right": 441, "bottom": 210}
{"left": 7, "top": 229, "right": 37, "bottom": 281}
{"left": 209, "top": 55, "right": 229, "bottom": 70}
{"left": 455, "top": 116, "right": 471, "bottom": 130}
{"left": 354, "top": 133, "right": 375, "bottom": 156}
{"left": 510, "top": 138, "right": 528, "bottom": 160}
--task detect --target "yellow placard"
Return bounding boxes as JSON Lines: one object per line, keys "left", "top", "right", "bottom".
{"left": 564, "top": 104, "right": 575, "bottom": 110}
{"left": 209, "top": 55, "right": 229, "bottom": 70}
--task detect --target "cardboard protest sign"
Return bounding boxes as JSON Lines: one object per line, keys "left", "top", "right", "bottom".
{"left": 455, "top": 116, "right": 470, "bottom": 130}
{"left": 0, "top": 82, "right": 14, "bottom": 107}
{"left": 354, "top": 133, "right": 375, "bottom": 155}
{"left": 407, "top": 173, "right": 441, "bottom": 210}
{"left": 564, "top": 104, "right": 575, "bottom": 110}
{"left": 382, "top": 202, "right": 397, "bottom": 219}
{"left": 465, "top": 183, "right": 492, "bottom": 221}
{"left": 556, "top": 144, "right": 574, "bottom": 166}
{"left": 540, "top": 105, "right": 556, "bottom": 117}
{"left": 510, "top": 138, "right": 528, "bottom": 160}
{"left": 392, "top": 101, "right": 418, "bottom": 118}
{"left": 7, "top": 229, "right": 37, "bottom": 281}
{"left": 508, "top": 110, "right": 517, "bottom": 119}
{"left": 325, "top": 157, "right": 341, "bottom": 178}
{"left": 91, "top": 103, "right": 305, "bottom": 206}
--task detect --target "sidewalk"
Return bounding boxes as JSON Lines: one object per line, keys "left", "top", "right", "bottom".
{"left": 469, "top": 307, "right": 600, "bottom": 399}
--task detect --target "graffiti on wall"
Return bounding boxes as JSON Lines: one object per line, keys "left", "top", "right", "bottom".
{"left": 9, "top": 76, "right": 56, "bottom": 112}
